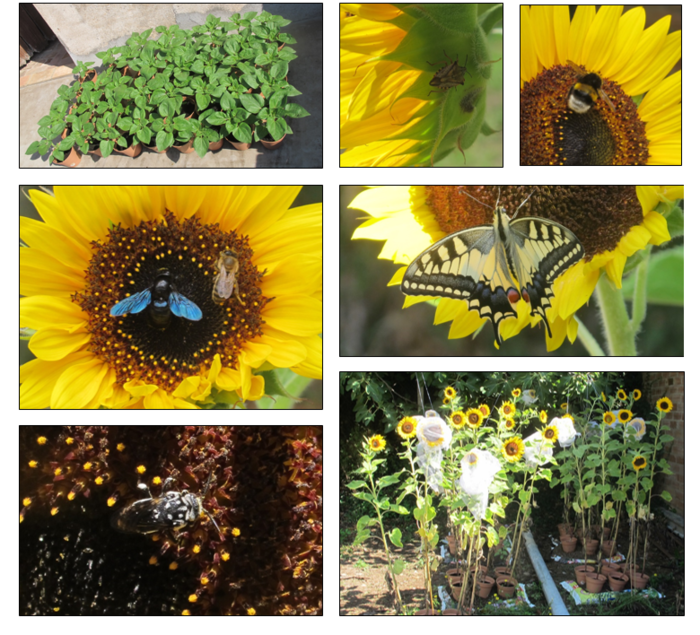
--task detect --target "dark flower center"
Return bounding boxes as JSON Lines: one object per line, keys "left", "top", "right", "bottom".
{"left": 73, "top": 212, "right": 269, "bottom": 390}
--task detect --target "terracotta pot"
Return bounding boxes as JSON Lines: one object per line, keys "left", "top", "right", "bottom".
{"left": 146, "top": 143, "right": 168, "bottom": 154}
{"left": 561, "top": 535, "right": 577, "bottom": 553}
{"left": 441, "top": 608, "right": 461, "bottom": 615}
{"left": 114, "top": 142, "right": 142, "bottom": 158}
{"left": 52, "top": 129, "right": 81, "bottom": 167}
{"left": 181, "top": 96, "right": 197, "bottom": 119}
{"left": 496, "top": 576, "right": 518, "bottom": 598}
{"left": 584, "top": 539, "right": 600, "bottom": 556}
{"left": 602, "top": 526, "right": 612, "bottom": 539}
{"left": 208, "top": 139, "right": 224, "bottom": 152}
{"left": 607, "top": 573, "right": 629, "bottom": 592}
{"left": 631, "top": 572, "right": 650, "bottom": 590}
{"left": 87, "top": 143, "right": 102, "bottom": 157}
{"left": 558, "top": 523, "right": 573, "bottom": 537}
{"left": 575, "top": 565, "right": 595, "bottom": 585}
{"left": 261, "top": 134, "right": 285, "bottom": 150}
{"left": 601, "top": 562, "right": 621, "bottom": 577}
{"left": 450, "top": 580, "right": 463, "bottom": 602}
{"left": 585, "top": 572, "right": 606, "bottom": 593}
{"left": 80, "top": 69, "right": 97, "bottom": 85}
{"left": 416, "top": 608, "right": 439, "bottom": 615}
{"left": 173, "top": 139, "right": 195, "bottom": 153}
{"left": 446, "top": 535, "right": 456, "bottom": 555}
{"left": 225, "top": 136, "right": 251, "bottom": 151}
{"left": 476, "top": 575, "right": 495, "bottom": 599}
{"left": 445, "top": 567, "right": 462, "bottom": 582}
{"left": 621, "top": 563, "right": 638, "bottom": 577}
{"left": 469, "top": 564, "right": 487, "bottom": 579}
{"left": 601, "top": 540, "right": 615, "bottom": 557}
{"left": 493, "top": 566, "right": 511, "bottom": 578}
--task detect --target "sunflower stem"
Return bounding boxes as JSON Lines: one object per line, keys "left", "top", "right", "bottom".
{"left": 594, "top": 274, "right": 638, "bottom": 355}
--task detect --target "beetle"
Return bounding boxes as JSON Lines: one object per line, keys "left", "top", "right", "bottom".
{"left": 427, "top": 51, "right": 471, "bottom": 96}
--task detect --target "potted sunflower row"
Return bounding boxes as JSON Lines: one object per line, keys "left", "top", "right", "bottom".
{"left": 25, "top": 12, "right": 309, "bottom": 166}
{"left": 349, "top": 386, "right": 566, "bottom": 614}
{"left": 550, "top": 388, "right": 674, "bottom": 592}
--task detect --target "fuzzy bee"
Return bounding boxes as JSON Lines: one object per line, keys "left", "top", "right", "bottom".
{"left": 111, "top": 475, "right": 221, "bottom": 537}
{"left": 566, "top": 60, "right": 616, "bottom": 114}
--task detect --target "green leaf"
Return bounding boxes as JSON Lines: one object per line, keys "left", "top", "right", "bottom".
{"left": 353, "top": 529, "right": 371, "bottom": 546}
{"left": 660, "top": 490, "right": 672, "bottom": 502}
{"left": 239, "top": 93, "right": 262, "bottom": 113}
{"left": 347, "top": 480, "right": 367, "bottom": 490}
{"left": 285, "top": 102, "right": 310, "bottom": 118}
{"left": 353, "top": 491, "right": 375, "bottom": 504}
{"left": 377, "top": 473, "right": 401, "bottom": 490}
{"left": 389, "top": 504, "right": 409, "bottom": 515}
{"left": 389, "top": 527, "right": 403, "bottom": 548}
{"left": 391, "top": 558, "right": 406, "bottom": 575}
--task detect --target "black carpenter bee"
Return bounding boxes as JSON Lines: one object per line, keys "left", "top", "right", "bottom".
{"left": 110, "top": 268, "right": 202, "bottom": 329}
{"left": 111, "top": 474, "right": 221, "bottom": 537}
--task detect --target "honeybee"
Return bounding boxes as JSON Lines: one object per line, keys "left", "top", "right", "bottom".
{"left": 110, "top": 269, "right": 202, "bottom": 329}
{"left": 566, "top": 60, "right": 616, "bottom": 114}
{"left": 212, "top": 249, "right": 245, "bottom": 305}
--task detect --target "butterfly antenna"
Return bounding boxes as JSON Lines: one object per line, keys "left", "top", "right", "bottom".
{"left": 513, "top": 187, "right": 539, "bottom": 219}
{"left": 460, "top": 187, "right": 492, "bottom": 210}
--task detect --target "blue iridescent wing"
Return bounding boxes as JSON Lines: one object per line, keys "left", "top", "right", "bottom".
{"left": 110, "top": 288, "right": 152, "bottom": 316}
{"left": 169, "top": 292, "right": 202, "bottom": 321}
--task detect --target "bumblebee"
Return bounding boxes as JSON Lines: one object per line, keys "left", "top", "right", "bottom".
{"left": 566, "top": 60, "right": 616, "bottom": 114}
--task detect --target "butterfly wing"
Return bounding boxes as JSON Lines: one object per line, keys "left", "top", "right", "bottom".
{"left": 401, "top": 215, "right": 521, "bottom": 343}
{"left": 505, "top": 216, "right": 584, "bottom": 337}
{"left": 110, "top": 288, "right": 152, "bottom": 316}
{"left": 169, "top": 292, "right": 203, "bottom": 321}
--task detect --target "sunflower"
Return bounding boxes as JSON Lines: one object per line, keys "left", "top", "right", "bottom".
{"left": 626, "top": 417, "right": 646, "bottom": 440}
{"left": 465, "top": 408, "right": 484, "bottom": 429}
{"left": 368, "top": 434, "right": 386, "bottom": 452}
{"left": 397, "top": 416, "right": 418, "bottom": 439}
{"left": 656, "top": 397, "right": 673, "bottom": 413}
{"left": 340, "top": 4, "right": 503, "bottom": 166}
{"left": 502, "top": 437, "right": 525, "bottom": 463}
{"left": 542, "top": 425, "right": 558, "bottom": 443}
{"left": 503, "top": 418, "right": 515, "bottom": 430}
{"left": 450, "top": 411, "right": 467, "bottom": 429}
{"left": 603, "top": 411, "right": 617, "bottom": 426}
{"left": 617, "top": 409, "right": 633, "bottom": 424}
{"left": 601, "top": 392, "right": 607, "bottom": 402}
{"left": 499, "top": 400, "right": 516, "bottom": 418}
{"left": 539, "top": 410, "right": 548, "bottom": 423}
{"left": 632, "top": 455, "right": 647, "bottom": 471}
{"left": 20, "top": 187, "right": 322, "bottom": 409}
{"left": 512, "top": 388, "right": 522, "bottom": 398}
{"left": 478, "top": 404, "right": 491, "bottom": 418}
{"left": 444, "top": 386, "right": 457, "bottom": 400}
{"left": 617, "top": 389, "right": 628, "bottom": 401}
{"left": 633, "top": 389, "right": 642, "bottom": 401}
{"left": 350, "top": 185, "right": 678, "bottom": 351}
{"left": 521, "top": 6, "right": 681, "bottom": 165}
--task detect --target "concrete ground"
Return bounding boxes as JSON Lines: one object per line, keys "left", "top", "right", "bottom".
{"left": 20, "top": 4, "right": 322, "bottom": 168}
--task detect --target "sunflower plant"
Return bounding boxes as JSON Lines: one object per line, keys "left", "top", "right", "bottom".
{"left": 347, "top": 434, "right": 409, "bottom": 614}
{"left": 340, "top": 4, "right": 503, "bottom": 166}
{"left": 19, "top": 186, "right": 322, "bottom": 409}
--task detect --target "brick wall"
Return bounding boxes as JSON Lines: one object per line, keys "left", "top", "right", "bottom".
{"left": 642, "top": 372, "right": 684, "bottom": 516}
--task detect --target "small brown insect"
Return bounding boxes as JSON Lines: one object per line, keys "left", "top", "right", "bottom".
{"left": 212, "top": 249, "right": 245, "bottom": 305}
{"left": 427, "top": 50, "right": 471, "bottom": 96}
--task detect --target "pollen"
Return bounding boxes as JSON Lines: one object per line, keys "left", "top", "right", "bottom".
{"left": 95, "top": 476, "right": 104, "bottom": 485}
{"left": 37, "top": 436, "right": 47, "bottom": 445}
{"left": 220, "top": 551, "right": 231, "bottom": 561}
{"left": 23, "top": 497, "right": 32, "bottom": 507}
{"left": 182, "top": 610, "right": 191, "bottom": 615}
{"left": 65, "top": 437, "right": 74, "bottom": 445}
{"left": 247, "top": 608, "right": 256, "bottom": 615}
{"left": 192, "top": 544, "right": 201, "bottom": 554}
{"left": 201, "top": 575, "right": 209, "bottom": 585}
{"left": 117, "top": 443, "right": 126, "bottom": 452}
{"left": 153, "top": 476, "right": 162, "bottom": 485}
{"left": 149, "top": 555, "right": 158, "bottom": 565}
{"left": 232, "top": 527, "right": 241, "bottom": 536}
{"left": 83, "top": 462, "right": 93, "bottom": 470}
{"left": 54, "top": 468, "right": 62, "bottom": 476}
{"left": 107, "top": 496, "right": 116, "bottom": 507}
{"left": 188, "top": 594, "right": 198, "bottom": 603}
{"left": 68, "top": 492, "right": 76, "bottom": 500}
{"left": 51, "top": 506, "right": 59, "bottom": 516}
{"left": 137, "top": 465, "right": 146, "bottom": 474}
{"left": 28, "top": 460, "right": 38, "bottom": 468}
{"left": 169, "top": 562, "right": 179, "bottom": 570}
